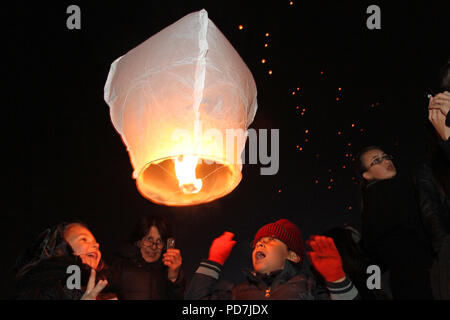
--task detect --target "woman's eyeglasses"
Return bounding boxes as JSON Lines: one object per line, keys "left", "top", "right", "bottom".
{"left": 369, "top": 154, "right": 394, "bottom": 168}
{"left": 142, "top": 237, "right": 164, "bottom": 249}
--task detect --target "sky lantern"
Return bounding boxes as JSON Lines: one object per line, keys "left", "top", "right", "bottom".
{"left": 104, "top": 9, "right": 258, "bottom": 206}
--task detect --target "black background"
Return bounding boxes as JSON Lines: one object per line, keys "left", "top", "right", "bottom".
{"left": 4, "top": 0, "right": 450, "bottom": 299}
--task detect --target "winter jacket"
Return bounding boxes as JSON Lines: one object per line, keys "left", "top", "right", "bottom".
{"left": 414, "top": 117, "right": 450, "bottom": 299}
{"left": 361, "top": 173, "right": 434, "bottom": 299}
{"left": 15, "top": 255, "right": 90, "bottom": 300}
{"left": 185, "top": 259, "right": 359, "bottom": 300}
{"left": 415, "top": 137, "right": 450, "bottom": 255}
{"left": 108, "top": 243, "right": 185, "bottom": 300}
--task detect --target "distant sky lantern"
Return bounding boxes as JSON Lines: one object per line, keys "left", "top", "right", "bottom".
{"left": 104, "top": 9, "right": 258, "bottom": 206}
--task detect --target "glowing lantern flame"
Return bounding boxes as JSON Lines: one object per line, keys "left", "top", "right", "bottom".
{"left": 174, "top": 155, "right": 203, "bottom": 194}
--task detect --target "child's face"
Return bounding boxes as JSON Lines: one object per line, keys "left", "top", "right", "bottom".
{"left": 252, "top": 237, "right": 290, "bottom": 275}
{"left": 64, "top": 224, "right": 101, "bottom": 270}
{"left": 362, "top": 149, "right": 397, "bottom": 181}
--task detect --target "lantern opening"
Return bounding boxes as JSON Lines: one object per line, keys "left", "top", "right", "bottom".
{"left": 174, "top": 155, "right": 203, "bottom": 194}
{"left": 136, "top": 154, "right": 242, "bottom": 206}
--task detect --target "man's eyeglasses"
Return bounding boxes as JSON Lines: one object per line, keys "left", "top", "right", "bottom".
{"left": 142, "top": 237, "right": 164, "bottom": 249}
{"left": 369, "top": 154, "right": 394, "bottom": 168}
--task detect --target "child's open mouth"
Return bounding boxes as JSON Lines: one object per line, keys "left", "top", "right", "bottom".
{"left": 87, "top": 252, "right": 98, "bottom": 260}
{"left": 255, "top": 251, "right": 266, "bottom": 261}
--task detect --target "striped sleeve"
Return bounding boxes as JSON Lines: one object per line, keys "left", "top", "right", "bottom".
{"left": 326, "top": 276, "right": 360, "bottom": 300}
{"left": 195, "top": 260, "right": 223, "bottom": 280}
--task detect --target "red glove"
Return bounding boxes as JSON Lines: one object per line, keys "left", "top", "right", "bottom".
{"left": 208, "top": 231, "right": 236, "bottom": 266}
{"left": 307, "top": 235, "right": 346, "bottom": 282}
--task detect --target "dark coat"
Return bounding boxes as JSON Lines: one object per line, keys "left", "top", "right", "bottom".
{"left": 415, "top": 139, "right": 450, "bottom": 255}
{"left": 414, "top": 131, "right": 450, "bottom": 299}
{"left": 361, "top": 173, "right": 434, "bottom": 299}
{"left": 15, "top": 255, "right": 89, "bottom": 300}
{"left": 230, "top": 261, "right": 330, "bottom": 300}
{"left": 108, "top": 243, "right": 185, "bottom": 300}
{"left": 185, "top": 259, "right": 359, "bottom": 300}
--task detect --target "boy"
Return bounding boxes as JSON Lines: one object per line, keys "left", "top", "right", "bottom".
{"left": 185, "top": 219, "right": 359, "bottom": 300}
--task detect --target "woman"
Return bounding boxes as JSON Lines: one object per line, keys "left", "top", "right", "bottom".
{"left": 109, "top": 214, "right": 185, "bottom": 300}
{"left": 415, "top": 62, "right": 450, "bottom": 299}
{"left": 355, "top": 146, "right": 434, "bottom": 299}
{"left": 15, "top": 221, "right": 112, "bottom": 300}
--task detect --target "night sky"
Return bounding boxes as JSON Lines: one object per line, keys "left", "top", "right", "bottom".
{"left": 4, "top": 1, "right": 450, "bottom": 298}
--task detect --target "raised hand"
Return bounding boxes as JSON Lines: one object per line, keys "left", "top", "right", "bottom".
{"left": 428, "top": 91, "right": 450, "bottom": 117}
{"left": 80, "top": 269, "right": 108, "bottom": 300}
{"left": 163, "top": 248, "right": 183, "bottom": 282}
{"left": 307, "top": 235, "right": 346, "bottom": 283}
{"left": 429, "top": 108, "right": 450, "bottom": 140}
{"left": 208, "top": 231, "right": 236, "bottom": 266}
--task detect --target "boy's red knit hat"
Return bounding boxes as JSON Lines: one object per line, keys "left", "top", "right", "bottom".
{"left": 252, "top": 219, "right": 305, "bottom": 259}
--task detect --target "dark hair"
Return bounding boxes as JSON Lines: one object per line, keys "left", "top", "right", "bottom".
{"left": 128, "top": 213, "right": 172, "bottom": 245}
{"left": 15, "top": 222, "right": 76, "bottom": 278}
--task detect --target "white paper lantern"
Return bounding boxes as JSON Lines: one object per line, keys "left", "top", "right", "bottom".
{"left": 104, "top": 9, "right": 257, "bottom": 206}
